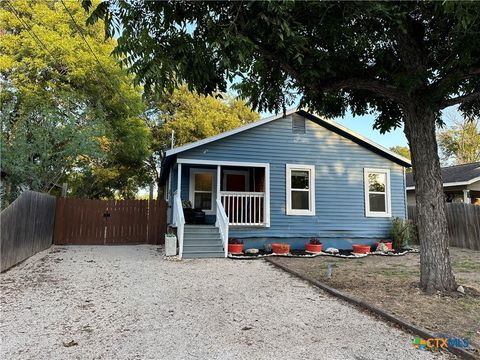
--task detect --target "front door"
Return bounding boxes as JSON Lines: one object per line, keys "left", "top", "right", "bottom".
{"left": 224, "top": 170, "right": 249, "bottom": 191}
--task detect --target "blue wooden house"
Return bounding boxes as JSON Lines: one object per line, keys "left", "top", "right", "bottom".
{"left": 159, "top": 109, "right": 411, "bottom": 258}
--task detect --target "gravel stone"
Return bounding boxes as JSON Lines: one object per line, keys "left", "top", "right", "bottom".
{"left": 0, "top": 245, "right": 446, "bottom": 359}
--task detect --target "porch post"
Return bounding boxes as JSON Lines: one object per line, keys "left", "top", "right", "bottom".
{"left": 216, "top": 165, "right": 221, "bottom": 199}
{"left": 463, "top": 189, "right": 469, "bottom": 204}
{"left": 177, "top": 163, "right": 182, "bottom": 198}
{"left": 216, "top": 165, "right": 221, "bottom": 226}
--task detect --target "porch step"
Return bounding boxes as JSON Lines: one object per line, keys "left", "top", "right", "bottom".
{"left": 182, "top": 225, "right": 225, "bottom": 258}
{"left": 183, "top": 251, "right": 225, "bottom": 259}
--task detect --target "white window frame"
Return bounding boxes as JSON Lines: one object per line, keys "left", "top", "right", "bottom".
{"left": 364, "top": 168, "right": 392, "bottom": 217}
{"left": 286, "top": 164, "right": 316, "bottom": 216}
{"left": 189, "top": 168, "right": 217, "bottom": 215}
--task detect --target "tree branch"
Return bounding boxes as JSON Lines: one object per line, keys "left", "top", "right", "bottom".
{"left": 440, "top": 91, "right": 480, "bottom": 109}
{"left": 239, "top": 30, "right": 408, "bottom": 104}
{"left": 427, "top": 65, "right": 480, "bottom": 103}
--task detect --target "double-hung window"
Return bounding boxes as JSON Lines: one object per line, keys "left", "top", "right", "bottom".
{"left": 189, "top": 169, "right": 216, "bottom": 214}
{"left": 286, "top": 164, "right": 315, "bottom": 216}
{"left": 364, "top": 168, "right": 391, "bottom": 217}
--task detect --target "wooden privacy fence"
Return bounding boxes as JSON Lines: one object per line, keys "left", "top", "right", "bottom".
{"left": 53, "top": 198, "right": 167, "bottom": 245}
{"left": 1, "top": 191, "right": 56, "bottom": 272}
{"left": 408, "top": 204, "right": 480, "bottom": 250}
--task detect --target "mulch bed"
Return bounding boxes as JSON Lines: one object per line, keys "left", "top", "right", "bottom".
{"left": 228, "top": 248, "right": 418, "bottom": 260}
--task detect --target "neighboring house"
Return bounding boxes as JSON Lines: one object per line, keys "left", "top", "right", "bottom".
{"left": 406, "top": 162, "right": 480, "bottom": 206}
{"left": 159, "top": 109, "right": 411, "bottom": 258}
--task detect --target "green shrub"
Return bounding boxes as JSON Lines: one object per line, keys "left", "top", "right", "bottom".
{"left": 390, "top": 217, "right": 417, "bottom": 249}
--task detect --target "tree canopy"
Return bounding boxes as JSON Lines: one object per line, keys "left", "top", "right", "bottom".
{"left": 146, "top": 85, "right": 259, "bottom": 196}
{"left": 438, "top": 116, "right": 480, "bottom": 165}
{"left": 0, "top": 0, "right": 150, "bottom": 202}
{"left": 84, "top": 1, "right": 479, "bottom": 128}
{"left": 389, "top": 146, "right": 411, "bottom": 160}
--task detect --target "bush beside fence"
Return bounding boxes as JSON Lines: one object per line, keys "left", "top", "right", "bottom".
{"left": 408, "top": 203, "right": 480, "bottom": 251}
{"left": 1, "top": 191, "right": 56, "bottom": 272}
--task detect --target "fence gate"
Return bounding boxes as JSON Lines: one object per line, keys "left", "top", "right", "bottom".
{"left": 53, "top": 198, "right": 167, "bottom": 245}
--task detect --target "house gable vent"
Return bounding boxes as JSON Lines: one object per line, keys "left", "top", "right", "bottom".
{"left": 292, "top": 116, "right": 306, "bottom": 134}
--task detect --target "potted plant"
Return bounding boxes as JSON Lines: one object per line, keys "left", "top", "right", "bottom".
{"left": 164, "top": 229, "right": 177, "bottom": 256}
{"left": 352, "top": 244, "right": 371, "bottom": 254}
{"left": 305, "top": 238, "right": 322, "bottom": 253}
{"left": 228, "top": 238, "right": 243, "bottom": 254}
{"left": 272, "top": 243, "right": 290, "bottom": 254}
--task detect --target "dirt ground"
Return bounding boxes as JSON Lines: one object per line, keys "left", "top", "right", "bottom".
{"left": 0, "top": 245, "right": 448, "bottom": 359}
{"left": 271, "top": 247, "right": 480, "bottom": 351}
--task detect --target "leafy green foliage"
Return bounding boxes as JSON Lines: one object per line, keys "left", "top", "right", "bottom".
{"left": 438, "top": 116, "right": 480, "bottom": 165}
{"left": 389, "top": 146, "right": 411, "bottom": 160}
{"left": 83, "top": 1, "right": 479, "bottom": 127}
{"left": 390, "top": 217, "right": 417, "bottom": 249}
{"left": 0, "top": 0, "right": 150, "bottom": 201}
{"left": 145, "top": 85, "right": 259, "bottom": 195}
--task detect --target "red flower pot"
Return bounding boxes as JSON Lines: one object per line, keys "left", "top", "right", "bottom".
{"left": 352, "top": 244, "right": 370, "bottom": 254}
{"left": 272, "top": 243, "right": 290, "bottom": 254}
{"left": 305, "top": 243, "right": 322, "bottom": 253}
{"left": 374, "top": 242, "right": 393, "bottom": 251}
{"left": 228, "top": 243, "right": 243, "bottom": 254}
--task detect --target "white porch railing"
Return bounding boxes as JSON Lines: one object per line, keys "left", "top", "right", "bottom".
{"left": 216, "top": 198, "right": 229, "bottom": 257}
{"left": 220, "top": 191, "right": 265, "bottom": 226}
{"left": 173, "top": 191, "right": 185, "bottom": 259}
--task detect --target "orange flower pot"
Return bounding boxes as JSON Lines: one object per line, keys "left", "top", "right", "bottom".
{"left": 272, "top": 244, "right": 290, "bottom": 254}
{"left": 352, "top": 244, "right": 370, "bottom": 254}
{"left": 374, "top": 242, "right": 393, "bottom": 250}
{"left": 228, "top": 244, "right": 243, "bottom": 254}
{"left": 305, "top": 243, "right": 322, "bottom": 253}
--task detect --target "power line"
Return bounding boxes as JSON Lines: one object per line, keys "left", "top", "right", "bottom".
{"left": 59, "top": 0, "right": 133, "bottom": 110}
{"left": 4, "top": 0, "right": 67, "bottom": 75}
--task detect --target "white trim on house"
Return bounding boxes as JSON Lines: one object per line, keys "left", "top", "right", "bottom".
{"left": 364, "top": 168, "right": 392, "bottom": 218}
{"left": 222, "top": 169, "right": 250, "bottom": 191}
{"left": 286, "top": 164, "right": 316, "bottom": 216}
{"left": 177, "top": 158, "right": 269, "bottom": 168}
{"left": 166, "top": 109, "right": 411, "bottom": 167}
{"left": 189, "top": 168, "right": 217, "bottom": 215}
{"left": 406, "top": 176, "right": 480, "bottom": 190}
{"left": 179, "top": 158, "right": 270, "bottom": 226}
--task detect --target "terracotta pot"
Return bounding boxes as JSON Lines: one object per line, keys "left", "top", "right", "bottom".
{"left": 305, "top": 243, "right": 322, "bottom": 253}
{"left": 271, "top": 243, "right": 290, "bottom": 254}
{"left": 374, "top": 241, "right": 393, "bottom": 250}
{"left": 228, "top": 243, "right": 243, "bottom": 254}
{"left": 352, "top": 244, "right": 370, "bottom": 254}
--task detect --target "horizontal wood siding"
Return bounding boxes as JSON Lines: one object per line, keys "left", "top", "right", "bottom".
{"left": 177, "top": 115, "right": 406, "bottom": 242}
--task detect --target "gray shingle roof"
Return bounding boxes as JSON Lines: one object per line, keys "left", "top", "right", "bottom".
{"left": 406, "top": 162, "right": 480, "bottom": 187}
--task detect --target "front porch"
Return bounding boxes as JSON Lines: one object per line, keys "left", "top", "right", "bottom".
{"left": 175, "top": 160, "right": 270, "bottom": 228}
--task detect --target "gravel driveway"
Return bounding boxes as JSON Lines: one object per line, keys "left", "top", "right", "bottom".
{"left": 1, "top": 245, "right": 446, "bottom": 359}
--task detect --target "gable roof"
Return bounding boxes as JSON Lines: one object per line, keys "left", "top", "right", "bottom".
{"left": 406, "top": 162, "right": 480, "bottom": 189}
{"left": 164, "top": 109, "right": 412, "bottom": 168}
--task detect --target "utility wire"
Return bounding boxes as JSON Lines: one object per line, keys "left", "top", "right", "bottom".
{"left": 5, "top": 0, "right": 67, "bottom": 75}
{"left": 59, "top": 0, "right": 133, "bottom": 111}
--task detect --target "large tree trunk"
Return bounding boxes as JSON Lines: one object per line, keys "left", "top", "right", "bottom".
{"left": 403, "top": 103, "right": 456, "bottom": 293}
